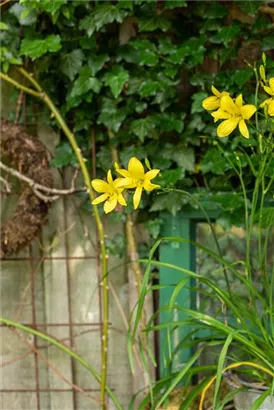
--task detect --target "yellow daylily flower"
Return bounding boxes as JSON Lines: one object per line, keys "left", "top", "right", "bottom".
{"left": 202, "top": 86, "right": 229, "bottom": 111}
{"left": 263, "top": 77, "right": 274, "bottom": 97}
{"left": 211, "top": 95, "right": 256, "bottom": 139}
{"left": 116, "top": 157, "right": 160, "bottom": 210}
{"left": 91, "top": 170, "right": 126, "bottom": 214}
{"left": 260, "top": 77, "right": 274, "bottom": 116}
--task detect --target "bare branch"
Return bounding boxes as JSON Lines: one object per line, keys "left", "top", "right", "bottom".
{"left": 0, "top": 176, "right": 11, "bottom": 193}
{"left": 0, "top": 161, "right": 87, "bottom": 202}
{"left": 0, "top": 0, "right": 11, "bottom": 7}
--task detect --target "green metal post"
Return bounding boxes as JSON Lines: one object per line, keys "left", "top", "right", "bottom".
{"left": 159, "top": 213, "right": 195, "bottom": 377}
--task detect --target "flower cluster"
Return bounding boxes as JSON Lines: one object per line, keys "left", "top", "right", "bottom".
{"left": 91, "top": 157, "right": 160, "bottom": 213}
{"left": 260, "top": 77, "right": 274, "bottom": 116}
{"left": 202, "top": 86, "right": 256, "bottom": 138}
{"left": 203, "top": 72, "right": 274, "bottom": 139}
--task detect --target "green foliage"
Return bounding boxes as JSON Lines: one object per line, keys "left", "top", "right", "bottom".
{"left": 2, "top": 0, "right": 273, "bottom": 227}
{"left": 237, "top": 1, "right": 262, "bottom": 15}
{"left": 103, "top": 66, "right": 129, "bottom": 98}
{"left": 60, "top": 49, "right": 84, "bottom": 81}
{"left": 20, "top": 35, "right": 62, "bottom": 59}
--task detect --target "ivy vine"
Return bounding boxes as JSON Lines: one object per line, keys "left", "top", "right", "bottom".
{"left": 1, "top": 0, "right": 274, "bottom": 239}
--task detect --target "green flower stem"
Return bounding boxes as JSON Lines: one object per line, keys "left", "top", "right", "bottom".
{"left": 0, "top": 318, "right": 123, "bottom": 410}
{"left": 0, "top": 70, "right": 109, "bottom": 410}
{"left": 163, "top": 187, "right": 231, "bottom": 297}
{"left": 0, "top": 72, "right": 40, "bottom": 98}
{"left": 253, "top": 67, "right": 260, "bottom": 134}
{"left": 107, "top": 129, "right": 149, "bottom": 374}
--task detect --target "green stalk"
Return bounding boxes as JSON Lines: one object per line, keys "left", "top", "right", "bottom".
{"left": 0, "top": 70, "right": 109, "bottom": 410}
{"left": 163, "top": 187, "right": 231, "bottom": 296}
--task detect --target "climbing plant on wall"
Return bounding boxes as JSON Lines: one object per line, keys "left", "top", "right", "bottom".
{"left": 1, "top": 0, "right": 274, "bottom": 237}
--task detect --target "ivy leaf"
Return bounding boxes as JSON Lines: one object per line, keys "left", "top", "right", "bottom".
{"left": 203, "top": 2, "right": 228, "bottom": 19}
{"left": 88, "top": 54, "right": 110, "bottom": 76}
{"left": 211, "top": 22, "right": 241, "bottom": 44}
{"left": 135, "top": 102, "right": 147, "bottom": 113}
{"left": 20, "top": 35, "right": 61, "bottom": 59}
{"left": 97, "top": 98, "right": 127, "bottom": 132}
{"left": 191, "top": 92, "right": 208, "bottom": 114}
{"left": 201, "top": 149, "right": 231, "bottom": 175}
{"left": 0, "top": 22, "right": 9, "bottom": 30}
{"left": 237, "top": 1, "right": 261, "bottom": 15}
{"left": 70, "top": 66, "right": 101, "bottom": 98}
{"left": 140, "top": 80, "right": 165, "bottom": 98}
{"left": 233, "top": 69, "right": 253, "bottom": 88}
{"left": 130, "top": 116, "right": 156, "bottom": 142}
{"left": 80, "top": 5, "right": 127, "bottom": 37}
{"left": 154, "top": 114, "right": 184, "bottom": 133}
{"left": 119, "top": 145, "right": 147, "bottom": 166}
{"left": 9, "top": 3, "right": 38, "bottom": 26}
{"left": 131, "top": 40, "right": 159, "bottom": 66}
{"left": 158, "top": 37, "right": 173, "bottom": 55}
{"left": 60, "top": 49, "right": 84, "bottom": 81}
{"left": 103, "top": 66, "right": 129, "bottom": 98}
{"left": 161, "top": 168, "right": 184, "bottom": 187}
{"left": 118, "top": 0, "right": 134, "bottom": 10}
{"left": 164, "top": 1, "right": 187, "bottom": 9}
{"left": 262, "top": 35, "right": 274, "bottom": 52}
{"left": 50, "top": 143, "right": 78, "bottom": 168}
{"left": 150, "top": 192, "right": 190, "bottom": 215}
{"left": 40, "top": 0, "right": 67, "bottom": 15}
{"left": 173, "top": 147, "right": 195, "bottom": 171}
{"left": 167, "top": 45, "right": 189, "bottom": 64}
{"left": 139, "top": 16, "right": 171, "bottom": 32}
{"left": 211, "top": 192, "right": 245, "bottom": 211}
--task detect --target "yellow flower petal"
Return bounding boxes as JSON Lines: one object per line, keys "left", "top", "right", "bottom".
{"left": 117, "top": 193, "right": 127, "bottom": 206}
{"left": 260, "top": 98, "right": 272, "bottom": 108}
{"left": 211, "top": 109, "right": 231, "bottom": 121}
{"left": 145, "top": 169, "right": 160, "bottom": 180}
{"left": 263, "top": 85, "right": 274, "bottom": 96}
{"left": 107, "top": 170, "right": 113, "bottom": 185}
{"left": 143, "top": 180, "right": 160, "bottom": 192}
{"left": 220, "top": 96, "right": 239, "bottom": 115}
{"left": 238, "top": 119, "right": 249, "bottom": 139}
{"left": 92, "top": 179, "right": 111, "bottom": 193}
{"left": 268, "top": 99, "right": 274, "bottom": 116}
{"left": 113, "top": 177, "right": 127, "bottom": 189}
{"left": 211, "top": 85, "right": 220, "bottom": 97}
{"left": 116, "top": 177, "right": 136, "bottom": 189}
{"left": 104, "top": 197, "right": 117, "bottom": 214}
{"left": 217, "top": 118, "right": 239, "bottom": 137}
{"left": 240, "top": 104, "right": 256, "bottom": 120}
{"left": 116, "top": 168, "right": 131, "bottom": 178}
{"left": 202, "top": 96, "right": 219, "bottom": 110}
{"left": 92, "top": 193, "right": 109, "bottom": 205}
{"left": 269, "top": 78, "right": 274, "bottom": 93}
{"left": 133, "top": 185, "right": 143, "bottom": 209}
{"left": 128, "top": 157, "right": 145, "bottom": 179}
{"left": 235, "top": 94, "right": 243, "bottom": 107}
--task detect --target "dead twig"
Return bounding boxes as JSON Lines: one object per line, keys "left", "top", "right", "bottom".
{"left": 260, "top": 6, "right": 274, "bottom": 15}
{"left": 0, "top": 161, "right": 87, "bottom": 202}
{"left": 0, "top": 0, "right": 11, "bottom": 7}
{"left": 0, "top": 176, "right": 11, "bottom": 193}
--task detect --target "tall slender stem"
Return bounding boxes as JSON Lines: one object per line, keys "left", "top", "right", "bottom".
{"left": 1, "top": 70, "right": 109, "bottom": 410}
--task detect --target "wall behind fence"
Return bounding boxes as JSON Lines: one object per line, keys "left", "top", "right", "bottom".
{"left": 1, "top": 85, "right": 153, "bottom": 409}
